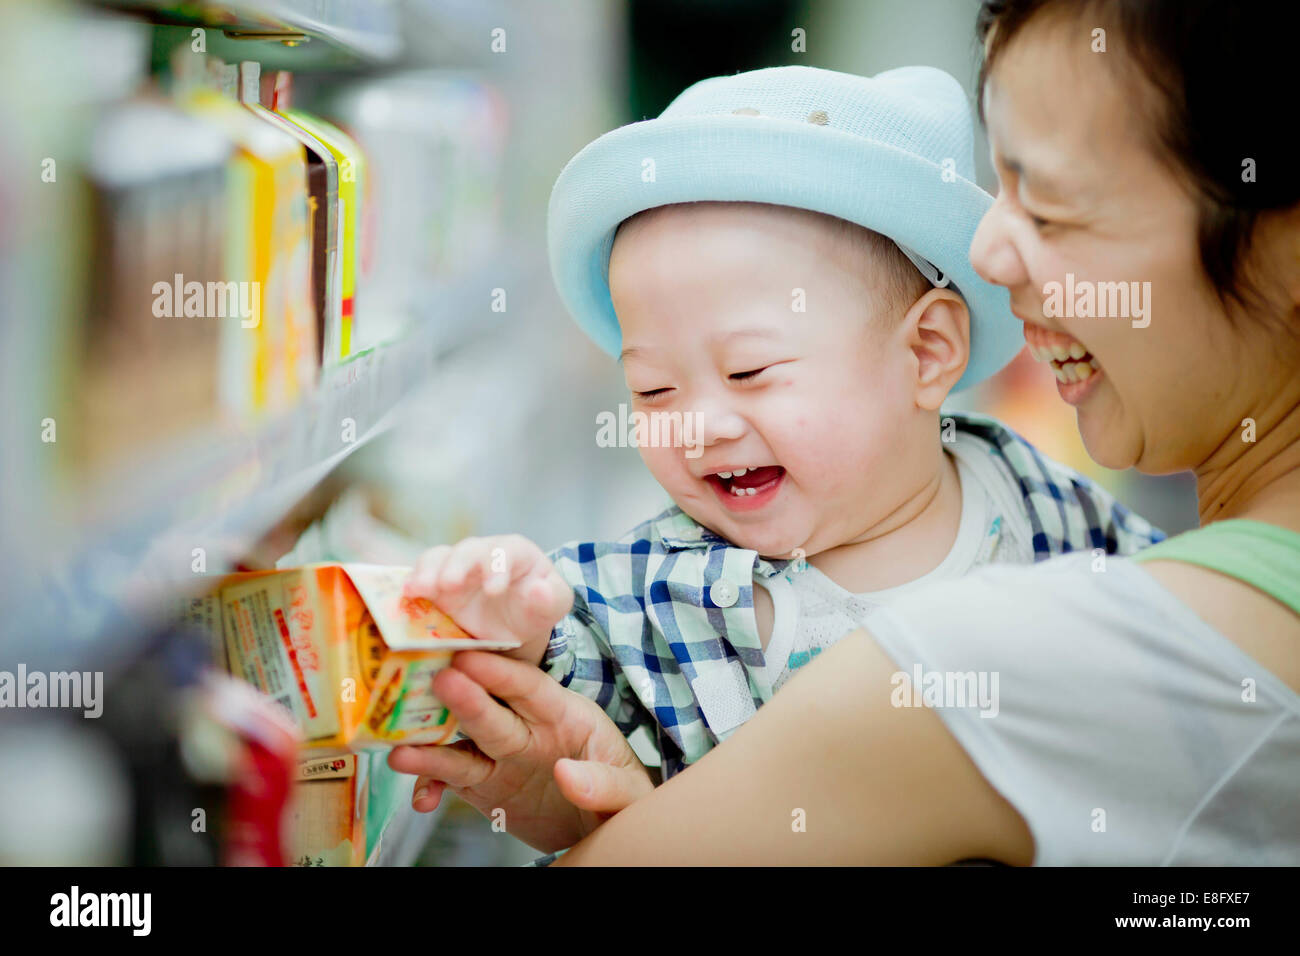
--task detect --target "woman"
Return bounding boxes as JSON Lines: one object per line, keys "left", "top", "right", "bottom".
{"left": 540, "top": 0, "right": 1300, "bottom": 864}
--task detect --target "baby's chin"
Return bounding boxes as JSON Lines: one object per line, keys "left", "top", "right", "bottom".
{"left": 676, "top": 503, "right": 806, "bottom": 559}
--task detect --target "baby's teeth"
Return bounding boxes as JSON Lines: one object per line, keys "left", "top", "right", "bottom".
{"left": 730, "top": 485, "right": 745, "bottom": 496}
{"left": 1068, "top": 342, "right": 1087, "bottom": 359}
{"left": 733, "top": 468, "right": 748, "bottom": 477}
{"left": 744, "top": 487, "right": 756, "bottom": 496}
{"left": 718, "top": 472, "right": 732, "bottom": 479}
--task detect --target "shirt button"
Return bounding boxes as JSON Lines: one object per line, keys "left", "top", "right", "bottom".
{"left": 709, "top": 579, "right": 738, "bottom": 608}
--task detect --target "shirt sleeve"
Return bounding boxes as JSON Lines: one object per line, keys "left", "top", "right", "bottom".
{"left": 543, "top": 543, "right": 659, "bottom": 745}
{"left": 1038, "top": 457, "right": 1166, "bottom": 556}
{"left": 859, "top": 555, "right": 1293, "bottom": 865}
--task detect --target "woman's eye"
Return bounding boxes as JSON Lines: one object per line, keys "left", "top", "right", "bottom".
{"left": 1028, "top": 213, "right": 1050, "bottom": 229}
{"left": 729, "top": 367, "right": 768, "bottom": 382}
{"left": 633, "top": 388, "right": 671, "bottom": 402}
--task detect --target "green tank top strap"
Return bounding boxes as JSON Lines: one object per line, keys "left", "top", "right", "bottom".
{"left": 1131, "top": 519, "right": 1300, "bottom": 616}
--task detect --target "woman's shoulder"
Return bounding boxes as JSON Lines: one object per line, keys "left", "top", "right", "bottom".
{"left": 863, "top": 554, "right": 1300, "bottom": 864}
{"left": 876, "top": 551, "right": 1163, "bottom": 643}
{"left": 876, "top": 552, "right": 1294, "bottom": 698}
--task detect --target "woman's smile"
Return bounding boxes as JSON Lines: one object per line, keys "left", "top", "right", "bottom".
{"left": 1021, "top": 322, "right": 1104, "bottom": 405}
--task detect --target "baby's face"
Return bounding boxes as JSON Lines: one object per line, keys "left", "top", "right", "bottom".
{"left": 609, "top": 202, "right": 929, "bottom": 559}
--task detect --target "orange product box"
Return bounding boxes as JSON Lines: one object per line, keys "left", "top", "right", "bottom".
{"left": 193, "top": 564, "right": 517, "bottom": 751}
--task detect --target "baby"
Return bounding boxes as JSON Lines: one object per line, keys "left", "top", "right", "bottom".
{"left": 401, "top": 66, "right": 1161, "bottom": 782}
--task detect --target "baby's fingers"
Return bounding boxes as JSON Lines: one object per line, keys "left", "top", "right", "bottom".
{"left": 406, "top": 545, "right": 452, "bottom": 597}
{"left": 437, "top": 538, "right": 495, "bottom": 594}
{"left": 480, "top": 534, "right": 549, "bottom": 597}
{"left": 516, "top": 566, "right": 574, "bottom": 628}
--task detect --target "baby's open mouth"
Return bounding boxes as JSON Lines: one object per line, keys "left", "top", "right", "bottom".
{"left": 704, "top": 465, "right": 786, "bottom": 513}
{"left": 706, "top": 465, "right": 785, "bottom": 497}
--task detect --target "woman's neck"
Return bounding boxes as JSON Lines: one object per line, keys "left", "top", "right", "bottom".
{"left": 1196, "top": 388, "right": 1300, "bottom": 532}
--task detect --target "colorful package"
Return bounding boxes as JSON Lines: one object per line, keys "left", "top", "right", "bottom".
{"left": 279, "top": 107, "right": 367, "bottom": 362}
{"left": 181, "top": 70, "right": 314, "bottom": 415}
{"left": 239, "top": 62, "right": 336, "bottom": 371}
{"left": 189, "top": 563, "right": 516, "bottom": 751}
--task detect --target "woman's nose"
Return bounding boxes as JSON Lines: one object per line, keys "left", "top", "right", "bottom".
{"left": 970, "top": 196, "right": 1028, "bottom": 290}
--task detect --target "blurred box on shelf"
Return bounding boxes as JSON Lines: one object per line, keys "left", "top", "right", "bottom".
{"left": 181, "top": 564, "right": 516, "bottom": 752}
{"left": 238, "top": 62, "right": 342, "bottom": 372}
{"left": 75, "top": 97, "right": 233, "bottom": 479}
{"left": 288, "top": 752, "right": 366, "bottom": 867}
{"left": 178, "top": 55, "right": 316, "bottom": 417}
{"left": 278, "top": 102, "right": 368, "bottom": 365}
{"left": 326, "top": 71, "right": 507, "bottom": 346}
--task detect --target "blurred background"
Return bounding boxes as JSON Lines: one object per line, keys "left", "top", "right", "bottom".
{"left": 0, "top": 0, "right": 1196, "bottom": 867}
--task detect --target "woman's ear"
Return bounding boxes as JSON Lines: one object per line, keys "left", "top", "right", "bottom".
{"left": 901, "top": 288, "right": 971, "bottom": 411}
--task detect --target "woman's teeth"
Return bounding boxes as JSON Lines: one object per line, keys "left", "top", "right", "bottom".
{"left": 1050, "top": 358, "right": 1099, "bottom": 384}
{"left": 1023, "top": 326, "right": 1101, "bottom": 385}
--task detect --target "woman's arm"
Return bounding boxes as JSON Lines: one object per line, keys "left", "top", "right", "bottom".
{"left": 554, "top": 628, "right": 1035, "bottom": 865}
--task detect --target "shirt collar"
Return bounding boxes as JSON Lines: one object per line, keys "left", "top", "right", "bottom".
{"left": 651, "top": 506, "right": 729, "bottom": 551}
{"left": 649, "top": 506, "right": 785, "bottom": 578}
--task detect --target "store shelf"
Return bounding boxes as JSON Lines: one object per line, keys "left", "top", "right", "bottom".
{"left": 92, "top": 0, "right": 403, "bottom": 65}
{"left": 5, "top": 256, "right": 531, "bottom": 675}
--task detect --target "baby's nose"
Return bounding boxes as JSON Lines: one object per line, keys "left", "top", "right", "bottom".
{"left": 687, "top": 406, "right": 746, "bottom": 451}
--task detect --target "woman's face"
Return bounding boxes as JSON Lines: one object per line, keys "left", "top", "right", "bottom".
{"left": 969, "top": 18, "right": 1289, "bottom": 475}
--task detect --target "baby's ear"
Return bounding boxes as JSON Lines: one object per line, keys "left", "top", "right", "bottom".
{"left": 903, "top": 289, "right": 971, "bottom": 411}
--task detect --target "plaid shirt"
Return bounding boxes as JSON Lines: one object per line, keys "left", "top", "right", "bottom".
{"left": 541, "top": 412, "right": 1164, "bottom": 781}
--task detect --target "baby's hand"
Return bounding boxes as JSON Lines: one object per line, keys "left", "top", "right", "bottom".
{"left": 405, "top": 535, "right": 573, "bottom": 667}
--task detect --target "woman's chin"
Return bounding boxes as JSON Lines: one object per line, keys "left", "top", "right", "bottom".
{"left": 1077, "top": 406, "right": 1141, "bottom": 473}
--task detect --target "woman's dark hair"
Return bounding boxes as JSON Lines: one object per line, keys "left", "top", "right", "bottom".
{"left": 976, "top": 0, "right": 1300, "bottom": 314}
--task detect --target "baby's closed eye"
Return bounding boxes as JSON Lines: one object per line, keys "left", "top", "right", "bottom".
{"left": 727, "top": 358, "right": 795, "bottom": 383}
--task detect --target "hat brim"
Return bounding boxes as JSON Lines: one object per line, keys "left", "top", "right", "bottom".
{"left": 548, "top": 114, "right": 1022, "bottom": 391}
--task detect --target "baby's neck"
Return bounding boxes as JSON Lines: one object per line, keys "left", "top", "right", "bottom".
{"left": 808, "top": 450, "right": 964, "bottom": 593}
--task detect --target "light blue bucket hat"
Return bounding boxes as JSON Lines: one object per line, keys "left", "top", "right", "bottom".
{"left": 548, "top": 65, "right": 1021, "bottom": 391}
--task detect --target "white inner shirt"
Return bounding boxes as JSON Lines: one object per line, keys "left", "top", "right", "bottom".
{"left": 757, "top": 434, "right": 1032, "bottom": 693}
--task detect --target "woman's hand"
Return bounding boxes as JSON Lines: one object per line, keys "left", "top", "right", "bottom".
{"left": 387, "top": 650, "right": 655, "bottom": 853}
